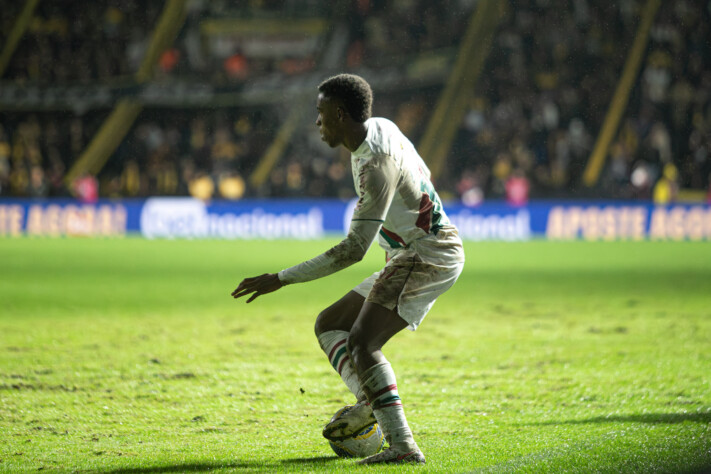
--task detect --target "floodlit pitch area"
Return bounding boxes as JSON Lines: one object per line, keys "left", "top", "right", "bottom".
{"left": 1, "top": 238, "right": 710, "bottom": 472}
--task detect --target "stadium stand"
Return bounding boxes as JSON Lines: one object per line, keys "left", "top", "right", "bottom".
{"left": 0, "top": 0, "right": 709, "bottom": 203}
{"left": 609, "top": 0, "right": 711, "bottom": 202}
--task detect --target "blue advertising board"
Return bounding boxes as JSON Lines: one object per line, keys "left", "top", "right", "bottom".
{"left": 1, "top": 197, "right": 710, "bottom": 241}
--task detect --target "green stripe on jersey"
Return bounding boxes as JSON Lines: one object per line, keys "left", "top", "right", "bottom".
{"left": 379, "top": 229, "right": 404, "bottom": 249}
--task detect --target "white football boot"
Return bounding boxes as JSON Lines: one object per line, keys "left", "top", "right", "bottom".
{"left": 357, "top": 445, "right": 426, "bottom": 465}
{"left": 322, "top": 399, "right": 377, "bottom": 441}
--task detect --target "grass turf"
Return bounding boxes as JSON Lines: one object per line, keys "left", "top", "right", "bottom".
{"left": 0, "top": 238, "right": 710, "bottom": 473}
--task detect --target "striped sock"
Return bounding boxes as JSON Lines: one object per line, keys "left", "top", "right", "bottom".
{"left": 317, "top": 330, "right": 364, "bottom": 400}
{"left": 359, "top": 361, "right": 417, "bottom": 449}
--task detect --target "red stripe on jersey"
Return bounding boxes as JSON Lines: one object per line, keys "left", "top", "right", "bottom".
{"left": 329, "top": 339, "right": 346, "bottom": 360}
{"left": 381, "top": 227, "right": 407, "bottom": 247}
{"left": 416, "top": 193, "right": 434, "bottom": 234}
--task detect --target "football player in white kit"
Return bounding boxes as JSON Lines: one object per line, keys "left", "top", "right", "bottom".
{"left": 232, "top": 74, "right": 465, "bottom": 465}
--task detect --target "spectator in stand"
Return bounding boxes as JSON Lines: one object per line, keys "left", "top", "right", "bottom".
{"left": 28, "top": 165, "right": 49, "bottom": 198}
{"left": 505, "top": 168, "right": 530, "bottom": 207}
{"left": 72, "top": 173, "right": 99, "bottom": 203}
{"left": 652, "top": 163, "right": 679, "bottom": 205}
{"left": 0, "top": 127, "right": 10, "bottom": 196}
{"left": 456, "top": 169, "right": 485, "bottom": 207}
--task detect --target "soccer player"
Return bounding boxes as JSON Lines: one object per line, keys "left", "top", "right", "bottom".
{"left": 231, "top": 74, "right": 465, "bottom": 465}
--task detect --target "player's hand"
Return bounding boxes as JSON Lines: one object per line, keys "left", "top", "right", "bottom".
{"left": 231, "top": 273, "right": 283, "bottom": 303}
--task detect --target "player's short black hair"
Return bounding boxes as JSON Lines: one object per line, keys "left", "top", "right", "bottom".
{"left": 318, "top": 74, "right": 373, "bottom": 123}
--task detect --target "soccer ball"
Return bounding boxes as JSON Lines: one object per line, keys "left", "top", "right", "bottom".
{"left": 327, "top": 406, "right": 385, "bottom": 458}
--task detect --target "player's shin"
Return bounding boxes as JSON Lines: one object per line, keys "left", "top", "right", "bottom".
{"left": 317, "top": 330, "right": 364, "bottom": 399}
{"left": 359, "top": 361, "right": 418, "bottom": 451}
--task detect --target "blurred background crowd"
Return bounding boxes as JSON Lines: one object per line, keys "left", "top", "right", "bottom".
{"left": 1, "top": 0, "right": 710, "bottom": 205}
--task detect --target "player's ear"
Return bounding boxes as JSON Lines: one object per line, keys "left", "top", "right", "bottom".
{"left": 337, "top": 107, "right": 345, "bottom": 121}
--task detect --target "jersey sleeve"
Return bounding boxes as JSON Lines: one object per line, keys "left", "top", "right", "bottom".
{"left": 277, "top": 219, "right": 381, "bottom": 285}
{"left": 351, "top": 153, "right": 400, "bottom": 223}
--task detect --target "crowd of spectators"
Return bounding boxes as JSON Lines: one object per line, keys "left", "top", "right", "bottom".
{"left": 5, "top": 1, "right": 162, "bottom": 84}
{"left": 0, "top": 112, "right": 103, "bottom": 198}
{"left": 447, "top": 0, "right": 711, "bottom": 205}
{"left": 606, "top": 0, "right": 711, "bottom": 203}
{"left": 1, "top": 0, "right": 710, "bottom": 204}
{"left": 445, "top": 0, "right": 638, "bottom": 204}
{"left": 102, "top": 107, "right": 280, "bottom": 200}
{"left": 5, "top": 0, "right": 334, "bottom": 85}
{"left": 344, "top": 0, "right": 476, "bottom": 69}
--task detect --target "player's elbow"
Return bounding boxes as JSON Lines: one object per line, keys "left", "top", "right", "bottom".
{"left": 350, "top": 246, "right": 367, "bottom": 263}
{"left": 341, "top": 247, "right": 366, "bottom": 267}
{"left": 327, "top": 240, "right": 367, "bottom": 267}
{"left": 340, "top": 251, "right": 364, "bottom": 267}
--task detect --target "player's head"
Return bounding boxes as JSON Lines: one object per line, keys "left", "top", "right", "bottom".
{"left": 316, "top": 74, "right": 372, "bottom": 148}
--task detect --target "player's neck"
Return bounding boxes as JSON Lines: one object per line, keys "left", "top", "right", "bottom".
{"left": 342, "top": 123, "right": 368, "bottom": 153}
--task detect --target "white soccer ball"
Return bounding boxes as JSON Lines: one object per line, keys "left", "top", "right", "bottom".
{"left": 327, "top": 406, "right": 385, "bottom": 458}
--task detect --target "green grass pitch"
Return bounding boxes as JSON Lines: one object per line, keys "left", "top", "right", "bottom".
{"left": 1, "top": 237, "right": 710, "bottom": 473}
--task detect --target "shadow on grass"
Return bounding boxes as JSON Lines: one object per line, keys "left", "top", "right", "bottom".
{"left": 104, "top": 463, "right": 261, "bottom": 473}
{"left": 104, "top": 463, "right": 260, "bottom": 473}
{"left": 280, "top": 455, "right": 339, "bottom": 465}
{"left": 103, "top": 456, "right": 338, "bottom": 473}
{"left": 528, "top": 412, "right": 711, "bottom": 426}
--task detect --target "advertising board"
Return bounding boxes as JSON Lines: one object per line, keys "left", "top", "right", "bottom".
{"left": 1, "top": 198, "right": 710, "bottom": 241}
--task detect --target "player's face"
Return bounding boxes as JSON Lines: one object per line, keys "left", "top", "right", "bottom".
{"left": 316, "top": 93, "right": 343, "bottom": 148}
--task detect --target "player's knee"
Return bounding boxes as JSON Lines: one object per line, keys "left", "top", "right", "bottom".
{"left": 314, "top": 307, "right": 335, "bottom": 336}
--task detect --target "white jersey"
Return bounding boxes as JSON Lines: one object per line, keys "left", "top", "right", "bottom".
{"left": 350, "top": 118, "right": 463, "bottom": 263}
{"left": 279, "top": 117, "right": 463, "bottom": 285}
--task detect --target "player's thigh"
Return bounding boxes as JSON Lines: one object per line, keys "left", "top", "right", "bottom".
{"left": 314, "top": 290, "right": 365, "bottom": 335}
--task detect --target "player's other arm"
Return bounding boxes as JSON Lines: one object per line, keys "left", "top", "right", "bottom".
{"left": 277, "top": 219, "right": 381, "bottom": 285}
{"left": 231, "top": 154, "right": 397, "bottom": 302}
{"left": 230, "top": 220, "right": 381, "bottom": 303}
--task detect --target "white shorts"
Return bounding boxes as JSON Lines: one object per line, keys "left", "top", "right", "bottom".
{"left": 353, "top": 229, "right": 465, "bottom": 331}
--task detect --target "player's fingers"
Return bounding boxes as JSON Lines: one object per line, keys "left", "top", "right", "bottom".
{"left": 232, "top": 287, "right": 255, "bottom": 299}
{"left": 231, "top": 275, "right": 268, "bottom": 296}
{"left": 231, "top": 279, "right": 255, "bottom": 296}
{"left": 246, "top": 291, "right": 262, "bottom": 303}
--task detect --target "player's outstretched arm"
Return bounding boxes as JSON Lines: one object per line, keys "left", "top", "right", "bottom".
{"left": 231, "top": 273, "right": 283, "bottom": 303}
{"left": 277, "top": 155, "right": 398, "bottom": 285}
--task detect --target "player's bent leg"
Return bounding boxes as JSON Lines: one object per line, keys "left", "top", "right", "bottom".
{"left": 315, "top": 291, "right": 367, "bottom": 419}
{"left": 323, "top": 301, "right": 406, "bottom": 442}
{"left": 349, "top": 302, "right": 425, "bottom": 464}
{"left": 314, "top": 290, "right": 364, "bottom": 336}
{"left": 347, "top": 301, "right": 408, "bottom": 373}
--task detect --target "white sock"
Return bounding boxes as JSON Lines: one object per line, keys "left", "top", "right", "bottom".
{"left": 359, "top": 361, "right": 417, "bottom": 450}
{"left": 317, "top": 330, "right": 364, "bottom": 400}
